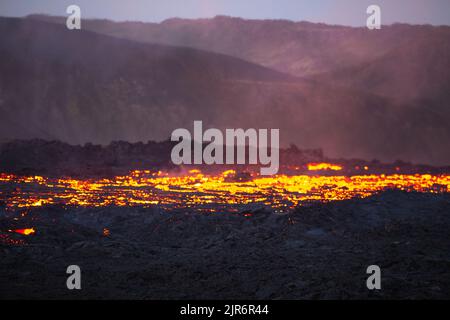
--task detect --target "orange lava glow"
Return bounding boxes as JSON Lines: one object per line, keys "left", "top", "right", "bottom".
{"left": 307, "top": 163, "right": 343, "bottom": 171}
{"left": 0, "top": 171, "right": 449, "bottom": 212}
{"left": 9, "top": 228, "right": 36, "bottom": 236}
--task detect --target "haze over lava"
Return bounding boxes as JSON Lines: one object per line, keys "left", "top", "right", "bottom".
{"left": 0, "top": 16, "right": 449, "bottom": 165}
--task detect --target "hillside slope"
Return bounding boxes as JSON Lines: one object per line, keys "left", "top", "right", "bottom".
{"left": 0, "top": 17, "right": 449, "bottom": 165}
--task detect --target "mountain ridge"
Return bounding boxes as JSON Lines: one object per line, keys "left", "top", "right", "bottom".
{"left": 1, "top": 16, "right": 449, "bottom": 165}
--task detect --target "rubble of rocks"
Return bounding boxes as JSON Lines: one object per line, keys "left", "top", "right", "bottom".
{"left": 3, "top": 139, "right": 448, "bottom": 178}
{"left": 1, "top": 190, "right": 449, "bottom": 299}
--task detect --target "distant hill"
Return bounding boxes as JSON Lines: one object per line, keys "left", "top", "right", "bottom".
{"left": 0, "top": 17, "right": 449, "bottom": 165}
{"left": 28, "top": 15, "right": 450, "bottom": 105}
{"left": 0, "top": 17, "right": 293, "bottom": 143}
{"left": 314, "top": 32, "right": 450, "bottom": 105}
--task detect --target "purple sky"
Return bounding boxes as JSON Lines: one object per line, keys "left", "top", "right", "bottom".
{"left": 1, "top": 0, "right": 449, "bottom": 26}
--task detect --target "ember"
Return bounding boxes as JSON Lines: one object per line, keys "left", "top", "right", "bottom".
{"left": 9, "top": 228, "right": 36, "bottom": 236}
{"left": 307, "top": 163, "right": 343, "bottom": 171}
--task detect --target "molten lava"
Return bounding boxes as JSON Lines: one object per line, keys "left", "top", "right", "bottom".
{"left": 307, "top": 163, "right": 343, "bottom": 171}
{"left": 9, "top": 228, "right": 36, "bottom": 236}
{"left": 0, "top": 170, "right": 449, "bottom": 212}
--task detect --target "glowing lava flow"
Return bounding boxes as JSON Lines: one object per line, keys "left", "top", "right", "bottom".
{"left": 9, "top": 228, "right": 36, "bottom": 236}
{"left": 0, "top": 170, "right": 449, "bottom": 212}
{"left": 307, "top": 163, "right": 343, "bottom": 171}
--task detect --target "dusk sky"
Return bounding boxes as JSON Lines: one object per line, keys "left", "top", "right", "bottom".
{"left": 1, "top": 0, "right": 450, "bottom": 26}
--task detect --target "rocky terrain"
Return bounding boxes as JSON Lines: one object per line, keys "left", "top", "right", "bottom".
{"left": 2, "top": 139, "right": 448, "bottom": 178}
{"left": 1, "top": 190, "right": 449, "bottom": 299}
{"left": 0, "top": 14, "right": 449, "bottom": 301}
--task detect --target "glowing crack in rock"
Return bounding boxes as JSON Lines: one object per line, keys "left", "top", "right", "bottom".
{"left": 9, "top": 228, "right": 36, "bottom": 236}
{"left": 307, "top": 163, "right": 343, "bottom": 171}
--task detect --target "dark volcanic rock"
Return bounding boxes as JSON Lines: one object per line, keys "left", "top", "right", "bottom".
{"left": 1, "top": 191, "right": 450, "bottom": 299}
